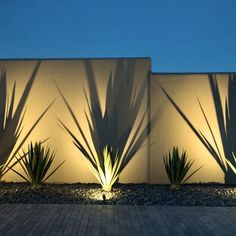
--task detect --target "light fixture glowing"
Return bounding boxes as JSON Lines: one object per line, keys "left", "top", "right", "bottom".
{"left": 88, "top": 189, "right": 117, "bottom": 201}
{"left": 89, "top": 146, "right": 123, "bottom": 192}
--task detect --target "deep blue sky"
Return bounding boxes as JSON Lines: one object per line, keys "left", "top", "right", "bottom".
{"left": 0, "top": 0, "right": 236, "bottom": 72}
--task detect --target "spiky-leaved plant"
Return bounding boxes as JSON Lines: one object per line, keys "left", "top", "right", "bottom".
{"left": 90, "top": 145, "right": 123, "bottom": 192}
{"left": 0, "top": 62, "right": 53, "bottom": 181}
{"left": 56, "top": 60, "right": 158, "bottom": 191}
{"left": 160, "top": 74, "right": 236, "bottom": 184}
{"left": 11, "top": 142, "right": 65, "bottom": 188}
{"left": 163, "top": 147, "right": 202, "bottom": 191}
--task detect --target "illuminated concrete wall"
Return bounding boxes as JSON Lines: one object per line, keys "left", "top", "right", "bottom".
{"left": 0, "top": 58, "right": 232, "bottom": 184}
{"left": 151, "top": 73, "right": 229, "bottom": 184}
{"left": 0, "top": 58, "right": 151, "bottom": 183}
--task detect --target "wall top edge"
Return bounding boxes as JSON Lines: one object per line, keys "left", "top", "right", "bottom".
{"left": 1, "top": 58, "right": 235, "bottom": 74}
{"left": 151, "top": 72, "right": 236, "bottom": 75}
{"left": 0, "top": 57, "right": 152, "bottom": 62}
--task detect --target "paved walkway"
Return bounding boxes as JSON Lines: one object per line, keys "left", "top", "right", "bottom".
{"left": 0, "top": 204, "right": 235, "bottom": 235}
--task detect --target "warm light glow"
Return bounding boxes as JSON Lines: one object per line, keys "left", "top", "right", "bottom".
{"left": 151, "top": 74, "right": 229, "bottom": 183}
{"left": 226, "top": 154, "right": 236, "bottom": 174}
{"left": 88, "top": 189, "right": 118, "bottom": 201}
{"left": 90, "top": 146, "right": 122, "bottom": 192}
{"left": 0, "top": 59, "right": 232, "bottom": 184}
{"left": 1, "top": 59, "right": 150, "bottom": 184}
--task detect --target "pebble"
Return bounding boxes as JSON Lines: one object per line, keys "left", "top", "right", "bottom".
{"left": 0, "top": 182, "right": 236, "bottom": 206}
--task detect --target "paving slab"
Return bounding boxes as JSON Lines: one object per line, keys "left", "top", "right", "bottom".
{"left": 0, "top": 204, "right": 235, "bottom": 236}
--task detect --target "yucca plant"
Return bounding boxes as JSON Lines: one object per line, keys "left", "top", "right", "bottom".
{"left": 90, "top": 145, "right": 123, "bottom": 192}
{"left": 11, "top": 142, "right": 65, "bottom": 188}
{"left": 56, "top": 60, "right": 158, "bottom": 191}
{"left": 159, "top": 74, "right": 236, "bottom": 184}
{"left": 0, "top": 62, "right": 53, "bottom": 181}
{"left": 163, "top": 147, "right": 202, "bottom": 191}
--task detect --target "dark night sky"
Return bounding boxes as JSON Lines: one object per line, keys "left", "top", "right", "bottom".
{"left": 0, "top": 0, "right": 236, "bottom": 72}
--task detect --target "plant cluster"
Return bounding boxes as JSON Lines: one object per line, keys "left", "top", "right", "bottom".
{"left": 1, "top": 61, "right": 235, "bottom": 192}
{"left": 11, "top": 142, "right": 64, "bottom": 188}
{"left": 163, "top": 147, "right": 202, "bottom": 191}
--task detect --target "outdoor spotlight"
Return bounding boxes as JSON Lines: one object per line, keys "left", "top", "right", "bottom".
{"left": 102, "top": 194, "right": 106, "bottom": 203}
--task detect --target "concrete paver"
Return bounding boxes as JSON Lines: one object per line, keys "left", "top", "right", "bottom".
{"left": 0, "top": 204, "right": 235, "bottom": 235}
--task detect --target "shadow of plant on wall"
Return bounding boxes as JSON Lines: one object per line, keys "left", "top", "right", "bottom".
{"left": 0, "top": 62, "right": 53, "bottom": 181}
{"left": 56, "top": 60, "right": 158, "bottom": 191}
{"left": 160, "top": 74, "right": 236, "bottom": 184}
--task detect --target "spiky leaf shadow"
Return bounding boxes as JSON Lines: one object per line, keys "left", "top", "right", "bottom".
{"left": 159, "top": 74, "right": 236, "bottom": 184}
{"left": 57, "top": 60, "right": 158, "bottom": 190}
{"left": 0, "top": 62, "right": 53, "bottom": 179}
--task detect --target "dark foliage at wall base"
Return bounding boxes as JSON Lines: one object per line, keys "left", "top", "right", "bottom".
{"left": 160, "top": 74, "right": 236, "bottom": 184}
{"left": 10, "top": 142, "right": 65, "bottom": 188}
{"left": 163, "top": 147, "right": 202, "bottom": 191}
{"left": 0, "top": 62, "right": 53, "bottom": 181}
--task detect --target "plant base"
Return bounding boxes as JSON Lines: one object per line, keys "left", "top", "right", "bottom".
{"left": 225, "top": 172, "right": 236, "bottom": 185}
{"left": 170, "top": 184, "right": 180, "bottom": 191}
{"left": 102, "top": 186, "right": 112, "bottom": 192}
{"left": 31, "top": 184, "right": 42, "bottom": 190}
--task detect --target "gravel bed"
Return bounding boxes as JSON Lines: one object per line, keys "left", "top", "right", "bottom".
{"left": 0, "top": 182, "right": 236, "bottom": 206}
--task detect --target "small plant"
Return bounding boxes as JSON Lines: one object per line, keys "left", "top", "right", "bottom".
{"left": 163, "top": 147, "right": 202, "bottom": 191}
{"left": 11, "top": 142, "right": 65, "bottom": 188}
{"left": 91, "top": 145, "right": 123, "bottom": 192}
{"left": 159, "top": 74, "right": 236, "bottom": 184}
{"left": 56, "top": 60, "right": 158, "bottom": 192}
{"left": 0, "top": 62, "right": 53, "bottom": 182}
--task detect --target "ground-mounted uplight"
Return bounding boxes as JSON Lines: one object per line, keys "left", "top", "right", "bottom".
{"left": 56, "top": 60, "right": 157, "bottom": 190}
{"left": 86, "top": 188, "right": 119, "bottom": 201}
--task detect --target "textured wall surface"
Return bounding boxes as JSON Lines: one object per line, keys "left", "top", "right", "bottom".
{"left": 151, "top": 74, "right": 229, "bottom": 184}
{"left": 0, "top": 59, "right": 150, "bottom": 183}
{"left": 0, "top": 59, "right": 232, "bottom": 184}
